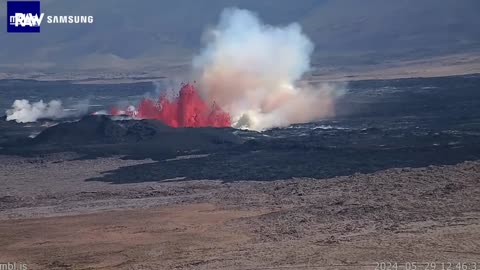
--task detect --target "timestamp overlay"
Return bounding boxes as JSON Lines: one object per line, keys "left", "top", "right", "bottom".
{"left": 374, "top": 262, "right": 479, "bottom": 270}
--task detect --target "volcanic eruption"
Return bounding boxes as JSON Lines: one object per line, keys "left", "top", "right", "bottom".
{"left": 5, "top": 8, "right": 343, "bottom": 131}
{"left": 132, "top": 83, "right": 231, "bottom": 128}
{"left": 192, "top": 8, "right": 343, "bottom": 130}
{"left": 110, "top": 8, "right": 342, "bottom": 130}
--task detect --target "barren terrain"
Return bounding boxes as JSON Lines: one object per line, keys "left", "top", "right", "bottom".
{"left": 0, "top": 154, "right": 479, "bottom": 269}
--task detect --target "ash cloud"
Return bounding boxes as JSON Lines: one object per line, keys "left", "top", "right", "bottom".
{"left": 6, "top": 99, "right": 89, "bottom": 123}
{"left": 193, "top": 8, "right": 344, "bottom": 131}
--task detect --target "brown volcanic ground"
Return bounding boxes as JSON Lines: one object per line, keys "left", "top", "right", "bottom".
{"left": 1, "top": 75, "right": 480, "bottom": 269}
{"left": 0, "top": 154, "right": 479, "bottom": 270}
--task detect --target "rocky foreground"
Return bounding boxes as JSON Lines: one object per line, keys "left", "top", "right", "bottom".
{"left": 0, "top": 154, "right": 479, "bottom": 269}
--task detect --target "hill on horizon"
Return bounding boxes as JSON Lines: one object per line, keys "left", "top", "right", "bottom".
{"left": 0, "top": 0, "right": 479, "bottom": 76}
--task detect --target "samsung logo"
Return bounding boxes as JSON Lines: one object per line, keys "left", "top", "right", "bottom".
{"left": 47, "top": 15, "right": 94, "bottom": 24}
{"left": 10, "top": 14, "right": 94, "bottom": 26}
{"left": 7, "top": 1, "right": 94, "bottom": 33}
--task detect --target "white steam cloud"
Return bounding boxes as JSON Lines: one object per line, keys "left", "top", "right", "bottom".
{"left": 6, "top": 99, "right": 89, "bottom": 123}
{"left": 193, "top": 8, "right": 344, "bottom": 130}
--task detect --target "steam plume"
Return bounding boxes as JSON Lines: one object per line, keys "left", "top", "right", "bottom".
{"left": 6, "top": 99, "right": 89, "bottom": 123}
{"left": 193, "top": 8, "right": 343, "bottom": 130}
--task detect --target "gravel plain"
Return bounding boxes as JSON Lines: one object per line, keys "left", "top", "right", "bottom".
{"left": 0, "top": 154, "right": 479, "bottom": 269}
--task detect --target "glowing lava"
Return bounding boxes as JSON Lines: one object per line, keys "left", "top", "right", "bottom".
{"left": 110, "top": 83, "right": 231, "bottom": 128}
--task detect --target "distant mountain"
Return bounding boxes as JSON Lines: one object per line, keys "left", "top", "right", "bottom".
{"left": 302, "top": 0, "right": 480, "bottom": 66}
{"left": 0, "top": 0, "right": 478, "bottom": 74}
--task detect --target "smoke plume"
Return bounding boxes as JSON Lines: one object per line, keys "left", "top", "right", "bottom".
{"left": 6, "top": 99, "right": 89, "bottom": 123}
{"left": 193, "top": 8, "right": 343, "bottom": 130}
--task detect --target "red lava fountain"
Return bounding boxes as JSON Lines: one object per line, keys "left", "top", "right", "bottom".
{"left": 110, "top": 83, "right": 231, "bottom": 128}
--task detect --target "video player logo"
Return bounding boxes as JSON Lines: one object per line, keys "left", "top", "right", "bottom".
{"left": 7, "top": 1, "right": 43, "bottom": 33}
